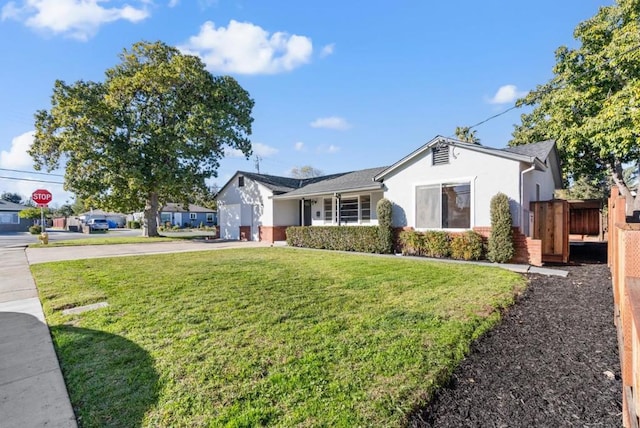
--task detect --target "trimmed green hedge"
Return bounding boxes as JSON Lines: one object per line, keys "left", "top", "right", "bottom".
{"left": 451, "top": 230, "right": 485, "bottom": 260}
{"left": 286, "top": 226, "right": 386, "bottom": 253}
{"left": 399, "top": 230, "right": 485, "bottom": 260}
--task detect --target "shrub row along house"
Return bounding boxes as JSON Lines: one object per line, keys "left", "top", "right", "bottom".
{"left": 215, "top": 136, "right": 562, "bottom": 264}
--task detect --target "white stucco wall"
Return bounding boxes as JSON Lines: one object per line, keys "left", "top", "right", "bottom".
{"left": 382, "top": 145, "right": 524, "bottom": 229}
{"left": 273, "top": 199, "right": 300, "bottom": 226}
{"left": 216, "top": 173, "right": 275, "bottom": 239}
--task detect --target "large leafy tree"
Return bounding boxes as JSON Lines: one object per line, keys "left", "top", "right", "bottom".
{"left": 30, "top": 41, "right": 254, "bottom": 236}
{"left": 1, "top": 192, "right": 23, "bottom": 204}
{"left": 511, "top": 0, "right": 640, "bottom": 215}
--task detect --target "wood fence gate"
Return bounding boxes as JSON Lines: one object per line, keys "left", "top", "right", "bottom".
{"left": 530, "top": 200, "right": 570, "bottom": 264}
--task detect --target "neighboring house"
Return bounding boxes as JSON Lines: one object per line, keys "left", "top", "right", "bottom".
{"left": 158, "top": 203, "right": 217, "bottom": 228}
{"left": 216, "top": 136, "right": 562, "bottom": 251}
{"left": 78, "top": 210, "right": 127, "bottom": 228}
{"left": 0, "top": 200, "right": 31, "bottom": 232}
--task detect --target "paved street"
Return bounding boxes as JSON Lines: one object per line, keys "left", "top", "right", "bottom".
{"left": 0, "top": 229, "right": 143, "bottom": 248}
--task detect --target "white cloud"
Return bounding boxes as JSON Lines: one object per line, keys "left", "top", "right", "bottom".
{"left": 179, "top": 20, "right": 313, "bottom": 74}
{"left": 320, "top": 43, "right": 335, "bottom": 58}
{"left": 224, "top": 147, "right": 245, "bottom": 158}
{"left": 294, "top": 142, "right": 305, "bottom": 151}
{"left": 310, "top": 116, "right": 351, "bottom": 131}
{"left": 1, "top": 0, "right": 150, "bottom": 41}
{"left": 488, "top": 84, "right": 527, "bottom": 105}
{"left": 224, "top": 142, "right": 278, "bottom": 158}
{"left": 168, "top": 0, "right": 179, "bottom": 7}
{"left": 0, "top": 131, "right": 34, "bottom": 169}
{"left": 317, "top": 144, "right": 340, "bottom": 154}
{"left": 0, "top": 131, "right": 71, "bottom": 205}
{"left": 253, "top": 143, "right": 278, "bottom": 157}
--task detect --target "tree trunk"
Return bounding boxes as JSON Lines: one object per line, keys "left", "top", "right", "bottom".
{"left": 611, "top": 160, "right": 638, "bottom": 217}
{"left": 143, "top": 192, "right": 160, "bottom": 237}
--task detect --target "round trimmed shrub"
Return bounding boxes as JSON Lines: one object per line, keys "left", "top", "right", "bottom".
{"left": 451, "top": 230, "right": 485, "bottom": 260}
{"left": 29, "top": 225, "right": 42, "bottom": 235}
{"left": 487, "top": 192, "right": 515, "bottom": 263}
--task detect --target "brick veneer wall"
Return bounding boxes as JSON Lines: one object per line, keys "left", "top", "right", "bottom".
{"left": 239, "top": 226, "right": 251, "bottom": 241}
{"left": 472, "top": 226, "right": 542, "bottom": 266}
{"left": 259, "top": 226, "right": 288, "bottom": 243}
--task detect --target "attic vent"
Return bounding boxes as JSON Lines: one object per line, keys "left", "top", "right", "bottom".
{"left": 432, "top": 145, "right": 449, "bottom": 165}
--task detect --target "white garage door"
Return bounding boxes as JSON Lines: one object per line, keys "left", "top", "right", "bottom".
{"left": 219, "top": 204, "right": 241, "bottom": 240}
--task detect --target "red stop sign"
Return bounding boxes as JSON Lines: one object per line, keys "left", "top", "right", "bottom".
{"left": 32, "top": 189, "right": 53, "bottom": 206}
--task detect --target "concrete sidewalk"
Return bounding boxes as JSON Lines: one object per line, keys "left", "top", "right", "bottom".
{"left": 0, "top": 248, "right": 77, "bottom": 428}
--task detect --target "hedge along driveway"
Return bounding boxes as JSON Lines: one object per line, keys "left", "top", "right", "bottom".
{"left": 32, "top": 248, "right": 526, "bottom": 427}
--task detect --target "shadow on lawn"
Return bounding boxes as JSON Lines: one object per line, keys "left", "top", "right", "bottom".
{"left": 50, "top": 325, "right": 159, "bottom": 427}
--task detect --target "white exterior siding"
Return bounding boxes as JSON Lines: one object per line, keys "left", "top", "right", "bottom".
{"left": 273, "top": 200, "right": 299, "bottom": 226}
{"left": 216, "top": 173, "right": 276, "bottom": 240}
{"left": 382, "top": 145, "right": 522, "bottom": 229}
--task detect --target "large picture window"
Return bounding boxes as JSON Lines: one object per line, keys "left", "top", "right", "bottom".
{"left": 416, "top": 182, "right": 471, "bottom": 229}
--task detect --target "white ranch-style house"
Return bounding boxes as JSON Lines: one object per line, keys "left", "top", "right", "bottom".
{"left": 215, "top": 136, "right": 562, "bottom": 252}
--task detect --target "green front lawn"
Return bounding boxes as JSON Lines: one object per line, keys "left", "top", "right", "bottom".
{"left": 29, "top": 235, "right": 207, "bottom": 248}
{"left": 33, "top": 248, "right": 525, "bottom": 427}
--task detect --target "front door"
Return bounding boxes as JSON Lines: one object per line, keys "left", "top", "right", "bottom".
{"left": 303, "top": 201, "right": 312, "bottom": 226}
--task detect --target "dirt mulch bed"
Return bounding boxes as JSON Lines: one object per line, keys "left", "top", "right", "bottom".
{"left": 409, "top": 244, "right": 622, "bottom": 427}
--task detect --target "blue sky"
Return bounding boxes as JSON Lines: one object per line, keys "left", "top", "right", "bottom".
{"left": 0, "top": 0, "right": 611, "bottom": 206}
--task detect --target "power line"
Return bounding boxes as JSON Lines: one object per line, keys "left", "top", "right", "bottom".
{"left": 0, "top": 167, "right": 64, "bottom": 177}
{"left": 0, "top": 175, "right": 64, "bottom": 184}
{"left": 466, "top": 42, "right": 640, "bottom": 132}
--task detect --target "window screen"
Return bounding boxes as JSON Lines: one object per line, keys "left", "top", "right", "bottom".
{"left": 416, "top": 182, "right": 470, "bottom": 229}
{"left": 323, "top": 198, "right": 333, "bottom": 221}
{"left": 361, "top": 195, "right": 371, "bottom": 221}
{"left": 340, "top": 197, "right": 359, "bottom": 223}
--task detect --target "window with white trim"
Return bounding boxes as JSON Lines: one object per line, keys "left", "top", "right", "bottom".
{"left": 339, "top": 197, "right": 359, "bottom": 223}
{"left": 361, "top": 195, "right": 371, "bottom": 221}
{"left": 323, "top": 198, "right": 333, "bottom": 221}
{"left": 190, "top": 213, "right": 197, "bottom": 220}
{"left": 206, "top": 213, "right": 214, "bottom": 222}
{"left": 416, "top": 182, "right": 471, "bottom": 229}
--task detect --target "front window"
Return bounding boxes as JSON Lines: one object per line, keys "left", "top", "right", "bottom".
{"left": 206, "top": 213, "right": 214, "bottom": 223}
{"left": 416, "top": 182, "right": 471, "bottom": 229}
{"left": 0, "top": 212, "right": 19, "bottom": 224}
{"left": 323, "top": 198, "right": 333, "bottom": 221}
{"left": 339, "top": 197, "right": 359, "bottom": 223}
{"left": 190, "top": 213, "right": 197, "bottom": 220}
{"left": 361, "top": 195, "right": 371, "bottom": 221}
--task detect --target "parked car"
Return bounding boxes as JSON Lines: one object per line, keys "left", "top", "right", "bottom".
{"left": 87, "top": 218, "right": 109, "bottom": 232}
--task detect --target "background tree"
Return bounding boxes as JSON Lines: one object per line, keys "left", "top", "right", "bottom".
{"left": 1, "top": 192, "right": 23, "bottom": 204}
{"left": 291, "top": 166, "right": 323, "bottom": 178}
{"left": 55, "top": 204, "right": 75, "bottom": 219}
{"left": 454, "top": 126, "right": 481, "bottom": 144}
{"left": 19, "top": 207, "right": 52, "bottom": 223}
{"left": 30, "top": 41, "right": 254, "bottom": 236}
{"left": 511, "top": 0, "right": 640, "bottom": 215}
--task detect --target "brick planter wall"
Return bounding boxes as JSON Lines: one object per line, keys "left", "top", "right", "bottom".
{"left": 259, "top": 226, "right": 288, "bottom": 243}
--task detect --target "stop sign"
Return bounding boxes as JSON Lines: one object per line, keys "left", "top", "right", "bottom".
{"left": 32, "top": 189, "right": 53, "bottom": 207}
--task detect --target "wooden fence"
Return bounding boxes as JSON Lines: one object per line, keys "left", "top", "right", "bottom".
{"left": 609, "top": 188, "right": 640, "bottom": 428}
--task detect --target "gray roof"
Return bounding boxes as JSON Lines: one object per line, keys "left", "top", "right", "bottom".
{"left": 275, "top": 166, "right": 387, "bottom": 199}
{"left": 0, "top": 200, "right": 28, "bottom": 212}
{"left": 161, "top": 203, "right": 214, "bottom": 213}
{"left": 503, "top": 140, "right": 556, "bottom": 161}
{"left": 235, "top": 171, "right": 350, "bottom": 194}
